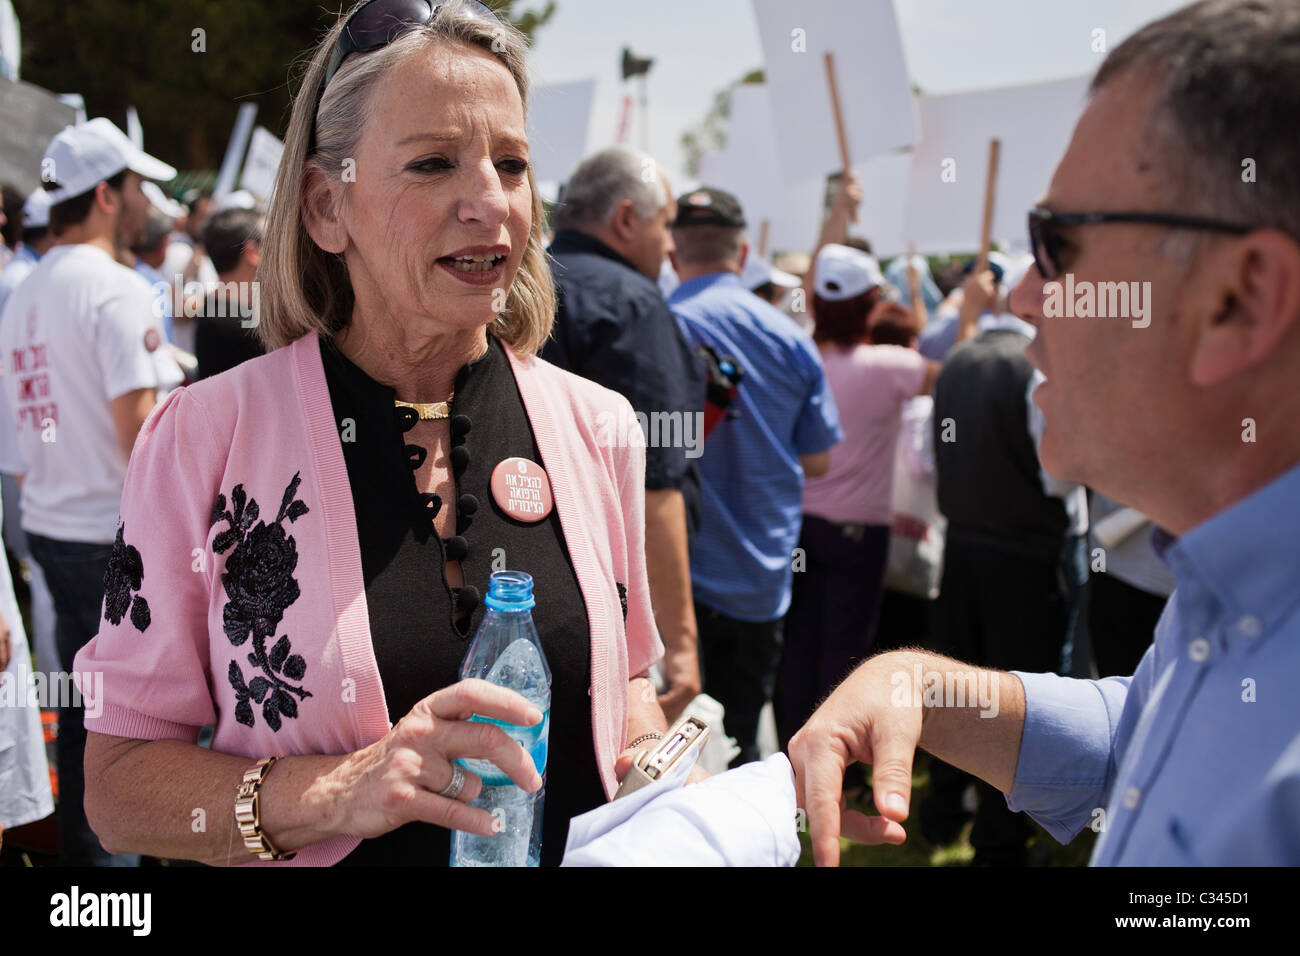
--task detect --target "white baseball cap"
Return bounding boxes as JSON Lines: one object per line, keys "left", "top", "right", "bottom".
{"left": 21, "top": 189, "right": 52, "bottom": 229}
{"left": 42, "top": 118, "right": 177, "bottom": 204}
{"left": 813, "top": 243, "right": 885, "bottom": 301}
{"left": 142, "top": 181, "right": 185, "bottom": 219}
{"left": 741, "top": 255, "right": 802, "bottom": 292}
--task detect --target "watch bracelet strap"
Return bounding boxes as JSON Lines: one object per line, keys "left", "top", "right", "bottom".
{"left": 235, "top": 756, "right": 296, "bottom": 861}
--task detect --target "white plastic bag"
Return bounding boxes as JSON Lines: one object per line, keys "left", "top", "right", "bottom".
{"left": 885, "top": 396, "right": 946, "bottom": 599}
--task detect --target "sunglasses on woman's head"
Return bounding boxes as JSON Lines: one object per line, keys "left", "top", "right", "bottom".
{"left": 311, "top": 0, "right": 499, "bottom": 148}
{"left": 1027, "top": 206, "right": 1254, "bottom": 281}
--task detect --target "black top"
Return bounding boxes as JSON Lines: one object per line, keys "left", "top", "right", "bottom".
{"left": 932, "top": 328, "right": 1067, "bottom": 562}
{"left": 543, "top": 229, "right": 704, "bottom": 537}
{"left": 194, "top": 295, "right": 265, "bottom": 379}
{"left": 319, "top": 333, "right": 606, "bottom": 866}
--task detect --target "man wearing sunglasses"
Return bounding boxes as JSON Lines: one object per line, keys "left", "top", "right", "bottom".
{"left": 790, "top": 0, "right": 1300, "bottom": 866}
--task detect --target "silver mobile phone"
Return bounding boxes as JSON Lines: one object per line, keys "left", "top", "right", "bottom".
{"left": 614, "top": 716, "right": 710, "bottom": 800}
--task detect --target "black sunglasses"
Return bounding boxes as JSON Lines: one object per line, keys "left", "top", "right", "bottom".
{"left": 1027, "top": 207, "right": 1255, "bottom": 281}
{"left": 311, "top": 0, "right": 498, "bottom": 149}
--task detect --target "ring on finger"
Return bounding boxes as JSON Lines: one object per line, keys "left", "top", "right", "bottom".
{"left": 438, "top": 764, "right": 468, "bottom": 801}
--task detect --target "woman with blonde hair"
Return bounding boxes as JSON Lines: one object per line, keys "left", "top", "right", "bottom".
{"left": 75, "top": 0, "right": 670, "bottom": 866}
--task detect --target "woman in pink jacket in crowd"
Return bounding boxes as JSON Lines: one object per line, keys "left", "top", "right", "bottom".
{"left": 74, "top": 0, "right": 670, "bottom": 866}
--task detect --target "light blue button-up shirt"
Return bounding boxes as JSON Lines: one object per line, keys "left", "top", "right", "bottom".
{"left": 669, "top": 272, "right": 842, "bottom": 622}
{"left": 1006, "top": 460, "right": 1300, "bottom": 864}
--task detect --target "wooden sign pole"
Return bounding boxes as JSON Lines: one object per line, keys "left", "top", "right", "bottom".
{"left": 975, "top": 138, "right": 1001, "bottom": 273}
{"left": 824, "top": 51, "right": 857, "bottom": 224}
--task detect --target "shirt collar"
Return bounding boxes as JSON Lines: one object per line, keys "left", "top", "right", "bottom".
{"left": 549, "top": 229, "right": 643, "bottom": 276}
{"left": 1158, "top": 459, "right": 1300, "bottom": 648}
{"left": 668, "top": 271, "right": 743, "bottom": 303}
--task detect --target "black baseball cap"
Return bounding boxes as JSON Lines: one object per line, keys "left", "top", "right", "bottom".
{"left": 673, "top": 187, "right": 746, "bottom": 229}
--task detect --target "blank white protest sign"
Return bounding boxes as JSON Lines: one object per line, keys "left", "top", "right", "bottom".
{"left": 902, "top": 75, "right": 1091, "bottom": 254}
{"left": 751, "top": 0, "right": 917, "bottom": 183}
{"left": 528, "top": 78, "right": 597, "bottom": 190}
{"left": 697, "top": 84, "right": 824, "bottom": 257}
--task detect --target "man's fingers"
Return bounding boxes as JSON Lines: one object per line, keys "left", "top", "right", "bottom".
{"left": 841, "top": 809, "right": 907, "bottom": 846}
{"left": 793, "top": 743, "right": 847, "bottom": 868}
{"left": 869, "top": 715, "right": 917, "bottom": 823}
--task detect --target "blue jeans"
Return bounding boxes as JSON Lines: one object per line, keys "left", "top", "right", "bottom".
{"left": 27, "top": 532, "right": 140, "bottom": 867}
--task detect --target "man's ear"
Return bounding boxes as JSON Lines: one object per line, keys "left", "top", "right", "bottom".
{"left": 1188, "top": 230, "right": 1300, "bottom": 386}
{"left": 610, "top": 199, "right": 637, "bottom": 244}
{"left": 301, "top": 162, "right": 349, "bottom": 254}
{"left": 736, "top": 238, "right": 749, "bottom": 273}
{"left": 95, "top": 180, "right": 120, "bottom": 217}
{"left": 667, "top": 249, "right": 681, "bottom": 275}
{"left": 244, "top": 239, "right": 261, "bottom": 270}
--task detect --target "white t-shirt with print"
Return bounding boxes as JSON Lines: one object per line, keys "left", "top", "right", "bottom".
{"left": 0, "top": 243, "right": 182, "bottom": 543}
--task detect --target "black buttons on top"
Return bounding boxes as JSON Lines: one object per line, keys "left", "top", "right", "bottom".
{"left": 395, "top": 406, "right": 419, "bottom": 432}
{"left": 449, "top": 445, "right": 470, "bottom": 473}
{"left": 405, "top": 444, "right": 427, "bottom": 470}
{"left": 458, "top": 493, "right": 478, "bottom": 516}
{"left": 445, "top": 535, "right": 469, "bottom": 561}
{"left": 451, "top": 414, "right": 472, "bottom": 437}
{"left": 457, "top": 585, "right": 480, "bottom": 613}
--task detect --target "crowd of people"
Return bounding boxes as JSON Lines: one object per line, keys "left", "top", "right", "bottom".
{"left": 0, "top": 0, "right": 1295, "bottom": 868}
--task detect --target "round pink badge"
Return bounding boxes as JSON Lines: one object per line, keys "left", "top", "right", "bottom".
{"left": 490, "top": 457, "right": 554, "bottom": 523}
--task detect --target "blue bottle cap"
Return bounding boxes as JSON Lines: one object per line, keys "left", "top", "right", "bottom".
{"left": 484, "top": 570, "right": 535, "bottom": 611}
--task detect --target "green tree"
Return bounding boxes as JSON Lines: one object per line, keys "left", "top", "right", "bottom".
{"left": 13, "top": 0, "right": 555, "bottom": 174}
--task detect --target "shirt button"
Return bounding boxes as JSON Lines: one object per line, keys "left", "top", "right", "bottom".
{"left": 1188, "top": 637, "right": 1211, "bottom": 662}
{"left": 1122, "top": 786, "right": 1141, "bottom": 810}
{"left": 1237, "top": 615, "right": 1262, "bottom": 638}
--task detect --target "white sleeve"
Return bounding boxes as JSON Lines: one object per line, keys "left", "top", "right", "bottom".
{"left": 95, "top": 280, "right": 183, "bottom": 401}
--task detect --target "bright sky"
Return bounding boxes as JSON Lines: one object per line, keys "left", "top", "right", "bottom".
{"left": 526, "top": 0, "right": 1190, "bottom": 189}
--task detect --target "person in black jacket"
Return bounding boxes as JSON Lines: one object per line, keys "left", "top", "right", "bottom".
{"left": 921, "top": 275, "right": 1087, "bottom": 865}
{"left": 543, "top": 147, "right": 704, "bottom": 721}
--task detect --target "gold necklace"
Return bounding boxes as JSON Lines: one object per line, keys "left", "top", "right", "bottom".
{"left": 394, "top": 395, "right": 453, "bottom": 421}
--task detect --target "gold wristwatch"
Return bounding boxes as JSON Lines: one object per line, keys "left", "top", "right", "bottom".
{"left": 235, "top": 756, "right": 296, "bottom": 861}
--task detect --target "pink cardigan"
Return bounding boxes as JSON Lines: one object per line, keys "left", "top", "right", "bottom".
{"left": 75, "top": 332, "right": 662, "bottom": 866}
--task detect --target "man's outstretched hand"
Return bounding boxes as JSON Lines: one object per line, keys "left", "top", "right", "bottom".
{"left": 788, "top": 653, "right": 923, "bottom": 866}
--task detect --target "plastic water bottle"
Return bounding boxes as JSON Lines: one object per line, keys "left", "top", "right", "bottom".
{"left": 450, "top": 570, "right": 551, "bottom": 867}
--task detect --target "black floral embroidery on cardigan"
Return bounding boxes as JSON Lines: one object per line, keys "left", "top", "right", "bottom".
{"left": 102, "top": 522, "right": 151, "bottom": 632}
{"left": 211, "top": 473, "right": 313, "bottom": 731}
{"left": 616, "top": 582, "right": 628, "bottom": 622}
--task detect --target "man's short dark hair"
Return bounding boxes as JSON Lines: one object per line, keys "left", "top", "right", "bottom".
{"left": 203, "top": 208, "right": 263, "bottom": 275}
{"left": 1092, "top": 0, "right": 1300, "bottom": 242}
{"left": 47, "top": 169, "right": 128, "bottom": 236}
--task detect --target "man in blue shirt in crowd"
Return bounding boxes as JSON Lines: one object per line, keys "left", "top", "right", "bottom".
{"left": 668, "top": 187, "right": 842, "bottom": 767}
{"left": 790, "top": 0, "right": 1300, "bottom": 865}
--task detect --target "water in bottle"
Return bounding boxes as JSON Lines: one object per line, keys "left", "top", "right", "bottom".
{"left": 450, "top": 570, "right": 551, "bottom": 867}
